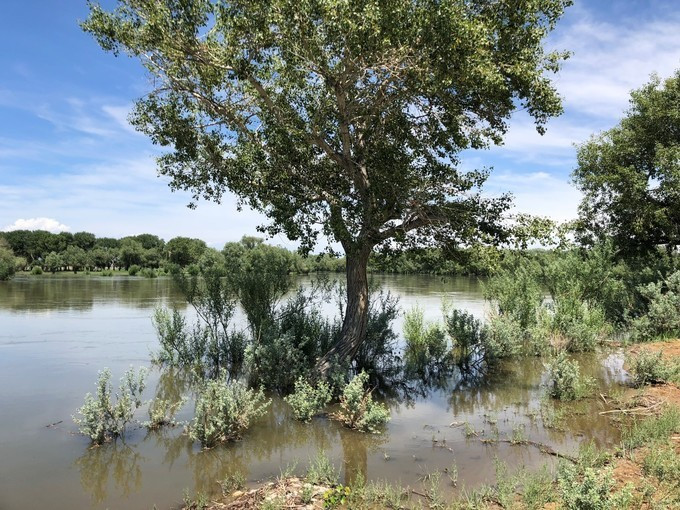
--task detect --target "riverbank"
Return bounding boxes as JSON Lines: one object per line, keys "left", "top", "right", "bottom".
{"left": 190, "top": 340, "right": 680, "bottom": 510}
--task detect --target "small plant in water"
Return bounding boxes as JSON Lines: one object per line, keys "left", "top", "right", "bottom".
{"left": 73, "top": 367, "right": 147, "bottom": 444}
{"left": 335, "top": 371, "right": 390, "bottom": 433}
{"left": 306, "top": 451, "right": 338, "bottom": 486}
{"left": 219, "top": 471, "right": 246, "bottom": 494}
{"left": 284, "top": 377, "right": 332, "bottom": 422}
{"left": 189, "top": 375, "right": 270, "bottom": 447}
{"left": 547, "top": 351, "right": 593, "bottom": 401}
{"left": 144, "top": 396, "right": 187, "bottom": 430}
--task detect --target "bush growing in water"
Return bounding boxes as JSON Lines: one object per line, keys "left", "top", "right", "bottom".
{"left": 189, "top": 377, "right": 270, "bottom": 447}
{"left": 403, "top": 306, "right": 449, "bottom": 366}
{"left": 73, "top": 367, "right": 147, "bottom": 444}
{"left": 546, "top": 352, "right": 593, "bottom": 401}
{"left": 335, "top": 371, "right": 390, "bottom": 433}
{"left": 144, "top": 396, "right": 187, "bottom": 429}
{"left": 444, "top": 307, "right": 486, "bottom": 361}
{"left": 284, "top": 377, "right": 332, "bottom": 422}
{"left": 128, "top": 264, "right": 141, "bottom": 276}
{"left": 31, "top": 265, "right": 43, "bottom": 275}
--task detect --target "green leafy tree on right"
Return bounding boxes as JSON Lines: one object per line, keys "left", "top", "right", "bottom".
{"left": 573, "top": 70, "right": 680, "bottom": 256}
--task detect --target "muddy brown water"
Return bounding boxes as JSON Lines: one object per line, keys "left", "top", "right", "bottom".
{"left": 0, "top": 275, "right": 626, "bottom": 509}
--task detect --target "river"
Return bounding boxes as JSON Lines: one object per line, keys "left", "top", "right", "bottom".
{"left": 0, "top": 274, "right": 625, "bottom": 509}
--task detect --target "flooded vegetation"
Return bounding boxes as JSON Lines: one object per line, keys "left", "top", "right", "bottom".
{"left": 0, "top": 274, "right": 635, "bottom": 510}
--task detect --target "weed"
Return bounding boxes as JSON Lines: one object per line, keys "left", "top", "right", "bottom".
{"left": 335, "top": 371, "right": 390, "bottom": 433}
{"left": 73, "top": 367, "right": 147, "bottom": 444}
{"left": 284, "top": 377, "right": 332, "bottom": 422}
{"left": 306, "top": 451, "right": 338, "bottom": 486}
{"left": 189, "top": 376, "right": 270, "bottom": 447}
{"left": 219, "top": 471, "right": 246, "bottom": 493}
{"left": 547, "top": 352, "right": 594, "bottom": 401}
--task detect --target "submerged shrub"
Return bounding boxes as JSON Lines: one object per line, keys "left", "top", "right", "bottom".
{"left": 189, "top": 377, "right": 270, "bottom": 447}
{"left": 245, "top": 289, "right": 336, "bottom": 392}
{"left": 403, "top": 306, "right": 449, "bottom": 367}
{"left": 284, "top": 377, "right": 332, "bottom": 422}
{"left": 335, "top": 371, "right": 390, "bottom": 433}
{"left": 550, "top": 296, "right": 611, "bottom": 352}
{"left": 140, "top": 267, "right": 157, "bottom": 278}
{"left": 73, "top": 367, "right": 147, "bottom": 444}
{"left": 630, "top": 270, "right": 680, "bottom": 341}
{"left": 354, "top": 289, "right": 400, "bottom": 373}
{"left": 444, "top": 307, "right": 486, "bottom": 360}
{"left": 30, "top": 265, "right": 43, "bottom": 275}
{"left": 127, "top": 264, "right": 140, "bottom": 276}
{"left": 483, "top": 313, "right": 526, "bottom": 360}
{"left": 547, "top": 352, "right": 593, "bottom": 401}
{"left": 144, "top": 396, "right": 187, "bottom": 430}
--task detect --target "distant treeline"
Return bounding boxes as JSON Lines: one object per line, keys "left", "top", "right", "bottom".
{"left": 0, "top": 229, "right": 501, "bottom": 278}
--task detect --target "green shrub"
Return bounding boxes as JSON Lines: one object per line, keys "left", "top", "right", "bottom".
{"left": 642, "top": 443, "right": 680, "bottom": 484}
{"left": 631, "top": 270, "right": 680, "bottom": 341}
{"left": 306, "top": 450, "right": 339, "bottom": 485}
{"left": 627, "top": 351, "right": 665, "bottom": 387}
{"left": 144, "top": 396, "right": 187, "bottom": 429}
{"left": 140, "top": 267, "right": 157, "bottom": 278}
{"left": 335, "top": 371, "right": 390, "bottom": 433}
{"left": 101, "top": 269, "right": 114, "bottom": 277}
{"left": 30, "top": 265, "right": 43, "bottom": 275}
{"left": 284, "top": 377, "right": 332, "bottom": 422}
{"left": 547, "top": 352, "right": 593, "bottom": 401}
{"left": 73, "top": 367, "right": 147, "bottom": 444}
{"left": 483, "top": 313, "right": 526, "bottom": 360}
{"left": 245, "top": 290, "right": 336, "bottom": 391}
{"left": 128, "top": 264, "right": 141, "bottom": 276}
{"left": 189, "top": 377, "right": 270, "bottom": 447}
{"left": 353, "top": 289, "right": 400, "bottom": 373}
{"left": 403, "top": 307, "right": 449, "bottom": 367}
{"left": 0, "top": 246, "right": 16, "bottom": 280}
{"left": 558, "top": 464, "right": 632, "bottom": 510}
{"left": 444, "top": 307, "right": 486, "bottom": 360}
{"left": 622, "top": 406, "right": 680, "bottom": 451}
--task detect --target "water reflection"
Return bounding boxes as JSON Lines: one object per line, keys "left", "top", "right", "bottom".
{"left": 75, "top": 442, "right": 145, "bottom": 503}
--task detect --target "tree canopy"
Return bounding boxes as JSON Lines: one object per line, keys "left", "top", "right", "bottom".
{"left": 574, "top": 69, "right": 680, "bottom": 255}
{"left": 83, "top": 0, "right": 571, "bottom": 366}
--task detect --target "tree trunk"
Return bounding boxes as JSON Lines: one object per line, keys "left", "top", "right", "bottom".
{"left": 316, "top": 245, "right": 371, "bottom": 375}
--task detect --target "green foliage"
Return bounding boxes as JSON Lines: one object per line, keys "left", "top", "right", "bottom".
{"left": 73, "top": 367, "right": 148, "bottom": 444}
{"left": 166, "top": 236, "right": 207, "bottom": 267}
{"left": 546, "top": 352, "right": 594, "bottom": 401}
{"left": 127, "top": 264, "right": 141, "bottom": 276}
{"left": 44, "top": 251, "right": 63, "bottom": 274}
{"left": 573, "top": 69, "right": 680, "bottom": 254}
{"left": 245, "top": 291, "right": 336, "bottom": 391}
{"left": 189, "top": 377, "right": 270, "bottom": 447}
{"left": 323, "top": 485, "right": 351, "bottom": 509}
{"left": 144, "top": 396, "right": 186, "bottom": 429}
{"left": 642, "top": 444, "right": 680, "bottom": 484}
{"left": 336, "top": 371, "right": 390, "bottom": 433}
{"left": 0, "top": 242, "right": 17, "bottom": 280}
{"left": 558, "top": 464, "right": 632, "bottom": 510}
{"left": 306, "top": 451, "right": 338, "bottom": 486}
{"left": 224, "top": 238, "right": 293, "bottom": 339}
{"left": 630, "top": 270, "right": 680, "bottom": 341}
{"left": 350, "top": 288, "right": 400, "bottom": 374}
{"left": 30, "top": 265, "right": 43, "bottom": 275}
{"left": 622, "top": 406, "right": 680, "bottom": 451}
{"left": 627, "top": 350, "right": 680, "bottom": 387}
{"left": 444, "top": 307, "right": 487, "bottom": 361}
{"left": 284, "top": 377, "right": 332, "bottom": 422}
{"left": 403, "top": 306, "right": 449, "bottom": 366}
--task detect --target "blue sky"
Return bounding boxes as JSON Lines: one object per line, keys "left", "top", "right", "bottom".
{"left": 1, "top": 1, "right": 679, "bottom": 249}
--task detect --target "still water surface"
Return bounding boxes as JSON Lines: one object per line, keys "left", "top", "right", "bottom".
{"left": 0, "top": 275, "right": 624, "bottom": 509}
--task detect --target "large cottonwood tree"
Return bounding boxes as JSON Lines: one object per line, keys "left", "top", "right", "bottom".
{"left": 574, "top": 70, "right": 680, "bottom": 255}
{"left": 83, "top": 0, "right": 570, "bottom": 370}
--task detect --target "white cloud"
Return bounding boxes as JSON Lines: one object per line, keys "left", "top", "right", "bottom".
{"left": 3, "top": 217, "right": 70, "bottom": 233}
